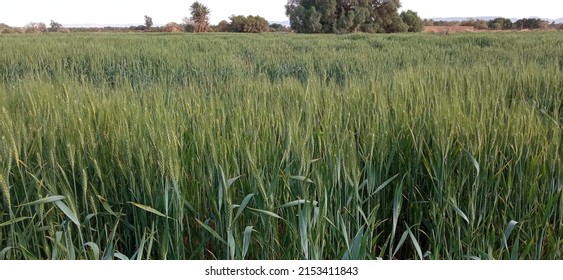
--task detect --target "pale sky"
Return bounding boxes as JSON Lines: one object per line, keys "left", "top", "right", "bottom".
{"left": 1, "top": 0, "right": 562, "bottom": 27}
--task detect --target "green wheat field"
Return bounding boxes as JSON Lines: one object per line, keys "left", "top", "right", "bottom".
{"left": 0, "top": 32, "right": 561, "bottom": 260}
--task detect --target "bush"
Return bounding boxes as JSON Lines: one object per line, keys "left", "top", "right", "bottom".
{"left": 227, "top": 15, "right": 269, "bottom": 33}
{"left": 25, "top": 22, "right": 47, "bottom": 33}
{"left": 400, "top": 10, "right": 423, "bottom": 32}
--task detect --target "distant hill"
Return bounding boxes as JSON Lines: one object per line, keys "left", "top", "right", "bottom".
{"left": 430, "top": 16, "right": 562, "bottom": 23}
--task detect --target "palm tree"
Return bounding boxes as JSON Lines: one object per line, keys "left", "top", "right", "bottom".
{"left": 190, "top": 1, "right": 210, "bottom": 32}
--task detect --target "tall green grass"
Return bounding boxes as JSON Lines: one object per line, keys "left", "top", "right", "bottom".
{"left": 0, "top": 32, "right": 561, "bottom": 259}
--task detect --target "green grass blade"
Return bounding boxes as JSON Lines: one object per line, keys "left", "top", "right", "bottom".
{"left": 290, "top": 176, "right": 314, "bottom": 184}
{"left": 247, "top": 207, "right": 282, "bottom": 219}
{"left": 54, "top": 200, "right": 80, "bottom": 227}
{"left": 128, "top": 202, "right": 166, "bottom": 218}
{"left": 227, "top": 230, "right": 235, "bottom": 260}
{"left": 83, "top": 242, "right": 100, "bottom": 260}
{"left": 114, "top": 252, "right": 129, "bottom": 260}
{"left": 195, "top": 218, "right": 226, "bottom": 245}
{"left": 0, "top": 216, "right": 31, "bottom": 227}
{"left": 232, "top": 193, "right": 254, "bottom": 224}
{"left": 18, "top": 195, "right": 65, "bottom": 207}
{"left": 242, "top": 226, "right": 254, "bottom": 259}
{"left": 502, "top": 220, "right": 518, "bottom": 251}
{"left": 278, "top": 200, "right": 318, "bottom": 208}
{"left": 393, "top": 230, "right": 409, "bottom": 258}
{"left": 451, "top": 202, "right": 469, "bottom": 224}
{"left": 372, "top": 174, "right": 399, "bottom": 195}
{"left": 404, "top": 222, "right": 423, "bottom": 260}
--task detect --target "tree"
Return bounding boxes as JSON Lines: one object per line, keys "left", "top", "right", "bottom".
{"left": 487, "top": 18, "right": 513, "bottom": 30}
{"left": 229, "top": 15, "right": 248, "bottom": 32}
{"left": 48, "top": 20, "right": 63, "bottom": 32}
{"left": 514, "top": 18, "right": 549, "bottom": 29}
{"left": 163, "top": 22, "right": 183, "bottom": 32}
{"left": 244, "top": 16, "right": 269, "bottom": 33}
{"left": 227, "top": 15, "right": 270, "bottom": 33}
{"left": 182, "top": 17, "right": 195, "bottom": 32}
{"left": 25, "top": 22, "right": 47, "bottom": 33}
{"left": 144, "top": 15, "right": 153, "bottom": 30}
{"left": 190, "top": 1, "right": 210, "bottom": 32}
{"left": 269, "top": 23, "right": 289, "bottom": 32}
{"left": 461, "top": 18, "right": 487, "bottom": 30}
{"left": 285, "top": 0, "right": 411, "bottom": 33}
{"left": 400, "top": 10, "right": 423, "bottom": 32}
{"left": 217, "top": 20, "right": 230, "bottom": 32}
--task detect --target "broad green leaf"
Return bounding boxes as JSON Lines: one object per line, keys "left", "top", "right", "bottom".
{"left": 298, "top": 207, "right": 308, "bottom": 259}
{"left": 451, "top": 204, "right": 469, "bottom": 224}
{"left": 227, "top": 175, "right": 242, "bottom": 188}
{"left": 227, "top": 230, "right": 235, "bottom": 260}
{"left": 96, "top": 195, "right": 123, "bottom": 217}
{"left": 18, "top": 195, "right": 65, "bottom": 207}
{"left": 278, "top": 199, "right": 318, "bottom": 208}
{"left": 392, "top": 185, "right": 402, "bottom": 236}
{"left": 372, "top": 174, "right": 399, "bottom": 195}
{"left": 502, "top": 220, "right": 518, "bottom": 250}
{"left": 247, "top": 207, "right": 282, "bottom": 219}
{"left": 290, "top": 176, "right": 314, "bottom": 184}
{"left": 128, "top": 202, "right": 166, "bottom": 218}
{"left": 83, "top": 242, "right": 100, "bottom": 260}
{"left": 54, "top": 200, "right": 80, "bottom": 227}
{"left": 0, "top": 216, "right": 31, "bottom": 227}
{"left": 195, "top": 218, "right": 226, "bottom": 245}
{"left": 114, "top": 252, "right": 129, "bottom": 260}
{"left": 393, "top": 230, "right": 409, "bottom": 257}
{"left": 232, "top": 193, "right": 254, "bottom": 223}
{"left": 343, "top": 226, "right": 365, "bottom": 260}
{"left": 84, "top": 213, "right": 99, "bottom": 225}
{"left": 468, "top": 153, "right": 480, "bottom": 175}
{"left": 0, "top": 247, "right": 15, "bottom": 260}
{"left": 404, "top": 222, "right": 423, "bottom": 260}
{"left": 242, "top": 226, "right": 254, "bottom": 259}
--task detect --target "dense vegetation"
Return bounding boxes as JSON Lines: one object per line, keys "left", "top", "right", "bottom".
{"left": 285, "top": 0, "right": 423, "bottom": 33}
{"left": 0, "top": 32, "right": 562, "bottom": 260}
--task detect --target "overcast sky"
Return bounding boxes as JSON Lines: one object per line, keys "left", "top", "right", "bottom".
{"left": 1, "top": 0, "right": 562, "bottom": 27}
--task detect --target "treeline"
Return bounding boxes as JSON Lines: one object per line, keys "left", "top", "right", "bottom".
{"left": 285, "top": 0, "right": 423, "bottom": 33}
{"left": 0, "top": 20, "right": 69, "bottom": 34}
{"left": 425, "top": 17, "right": 562, "bottom": 31}
{"left": 0, "top": 20, "right": 290, "bottom": 34}
{"left": 3, "top": 0, "right": 561, "bottom": 35}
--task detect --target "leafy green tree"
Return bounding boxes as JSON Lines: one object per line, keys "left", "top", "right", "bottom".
{"left": 400, "top": 10, "right": 423, "bottom": 32}
{"left": 48, "top": 20, "right": 63, "bottom": 32}
{"left": 269, "top": 23, "right": 289, "bottom": 32}
{"left": 386, "top": 13, "right": 408, "bottom": 32}
{"left": 503, "top": 18, "right": 513, "bottom": 29}
{"left": 286, "top": 2, "right": 323, "bottom": 33}
{"left": 229, "top": 15, "right": 248, "bottom": 32}
{"left": 461, "top": 18, "right": 488, "bottom": 30}
{"left": 487, "top": 18, "right": 513, "bottom": 30}
{"left": 514, "top": 18, "right": 548, "bottom": 29}
{"left": 245, "top": 16, "right": 269, "bottom": 33}
{"left": 144, "top": 15, "right": 153, "bottom": 30}
{"left": 286, "top": 0, "right": 411, "bottom": 33}
{"left": 190, "top": 1, "right": 210, "bottom": 32}
{"left": 217, "top": 20, "right": 230, "bottom": 32}
{"left": 227, "top": 15, "right": 269, "bottom": 33}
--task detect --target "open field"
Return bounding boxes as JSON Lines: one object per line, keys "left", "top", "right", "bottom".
{"left": 0, "top": 32, "right": 562, "bottom": 260}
